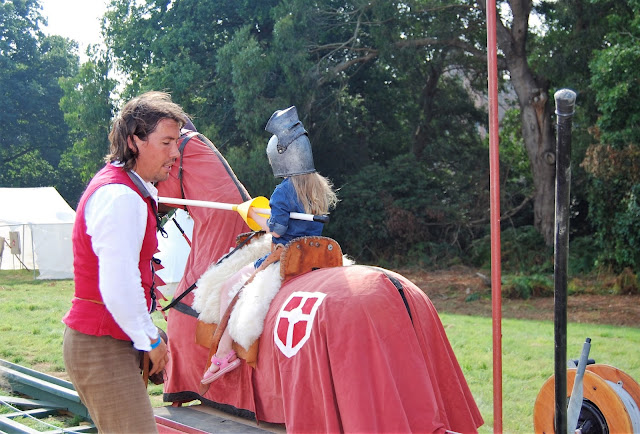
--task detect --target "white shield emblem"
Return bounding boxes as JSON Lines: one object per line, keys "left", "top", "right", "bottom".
{"left": 274, "top": 291, "right": 326, "bottom": 358}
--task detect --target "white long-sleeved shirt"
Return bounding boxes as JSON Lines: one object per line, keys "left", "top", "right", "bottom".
{"left": 84, "top": 170, "right": 159, "bottom": 351}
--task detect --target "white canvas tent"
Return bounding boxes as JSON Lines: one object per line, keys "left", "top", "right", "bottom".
{"left": 0, "top": 187, "right": 76, "bottom": 279}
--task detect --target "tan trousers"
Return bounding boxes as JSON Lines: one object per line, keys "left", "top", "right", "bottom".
{"left": 63, "top": 327, "right": 158, "bottom": 433}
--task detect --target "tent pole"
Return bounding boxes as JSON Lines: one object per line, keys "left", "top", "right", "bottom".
{"left": 30, "top": 223, "right": 36, "bottom": 279}
{"left": 485, "top": 0, "right": 503, "bottom": 430}
{"left": 4, "top": 235, "right": 29, "bottom": 271}
{"left": 22, "top": 224, "right": 26, "bottom": 270}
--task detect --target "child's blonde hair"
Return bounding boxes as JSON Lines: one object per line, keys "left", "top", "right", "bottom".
{"left": 290, "top": 172, "right": 338, "bottom": 215}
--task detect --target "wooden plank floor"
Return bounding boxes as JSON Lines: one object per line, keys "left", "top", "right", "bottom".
{"left": 154, "top": 405, "right": 286, "bottom": 433}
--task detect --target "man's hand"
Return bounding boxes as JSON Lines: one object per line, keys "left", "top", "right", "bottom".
{"left": 148, "top": 339, "right": 168, "bottom": 376}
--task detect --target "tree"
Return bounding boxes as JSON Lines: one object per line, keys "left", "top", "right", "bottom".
{"left": 57, "top": 47, "right": 117, "bottom": 206}
{"left": 473, "top": 0, "right": 557, "bottom": 244}
{"left": 102, "top": 0, "right": 281, "bottom": 195}
{"left": 249, "top": 0, "right": 557, "bottom": 243}
{"left": 589, "top": 0, "right": 640, "bottom": 148}
{"left": 581, "top": 0, "right": 640, "bottom": 271}
{"left": 0, "top": 0, "right": 77, "bottom": 187}
{"left": 102, "top": 0, "right": 278, "bottom": 132}
{"left": 101, "top": 0, "right": 501, "bottom": 250}
{"left": 99, "top": 0, "right": 639, "bottom": 257}
{"left": 276, "top": 0, "right": 620, "bottom": 247}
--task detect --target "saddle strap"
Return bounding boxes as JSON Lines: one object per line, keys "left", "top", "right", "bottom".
{"left": 161, "top": 231, "right": 260, "bottom": 312}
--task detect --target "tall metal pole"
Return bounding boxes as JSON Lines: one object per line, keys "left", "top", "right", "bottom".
{"left": 553, "top": 89, "right": 576, "bottom": 434}
{"left": 485, "top": 0, "right": 502, "bottom": 430}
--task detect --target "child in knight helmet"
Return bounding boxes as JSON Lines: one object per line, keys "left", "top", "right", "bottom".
{"left": 201, "top": 106, "right": 338, "bottom": 384}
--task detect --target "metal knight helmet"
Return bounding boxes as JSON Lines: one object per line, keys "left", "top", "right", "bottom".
{"left": 265, "top": 106, "right": 315, "bottom": 177}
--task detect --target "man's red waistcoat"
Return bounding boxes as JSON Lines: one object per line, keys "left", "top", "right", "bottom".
{"left": 62, "top": 164, "right": 158, "bottom": 341}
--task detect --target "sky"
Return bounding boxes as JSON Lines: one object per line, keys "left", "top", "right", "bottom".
{"left": 40, "top": 0, "right": 109, "bottom": 58}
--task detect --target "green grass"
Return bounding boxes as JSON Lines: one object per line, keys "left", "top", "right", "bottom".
{"left": 441, "top": 313, "right": 640, "bottom": 433}
{"left": 1, "top": 270, "right": 639, "bottom": 433}
{"left": 0, "top": 270, "right": 166, "bottom": 408}
{"left": 0, "top": 270, "right": 73, "bottom": 373}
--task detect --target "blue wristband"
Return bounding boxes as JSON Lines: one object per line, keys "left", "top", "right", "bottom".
{"left": 149, "top": 337, "right": 161, "bottom": 350}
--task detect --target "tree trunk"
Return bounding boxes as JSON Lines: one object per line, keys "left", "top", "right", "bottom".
{"left": 515, "top": 76, "right": 557, "bottom": 246}
{"left": 480, "top": 0, "right": 557, "bottom": 245}
{"left": 413, "top": 63, "right": 443, "bottom": 160}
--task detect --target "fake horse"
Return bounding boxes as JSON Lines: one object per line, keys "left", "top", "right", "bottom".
{"left": 156, "top": 129, "right": 484, "bottom": 433}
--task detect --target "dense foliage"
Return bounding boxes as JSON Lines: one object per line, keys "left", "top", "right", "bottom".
{"left": 2, "top": 0, "right": 640, "bottom": 274}
{"left": 0, "top": 0, "right": 78, "bottom": 196}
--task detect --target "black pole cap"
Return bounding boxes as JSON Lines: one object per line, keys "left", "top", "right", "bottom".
{"left": 554, "top": 89, "right": 577, "bottom": 116}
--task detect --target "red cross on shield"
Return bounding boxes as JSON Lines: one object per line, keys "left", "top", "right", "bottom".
{"left": 274, "top": 292, "right": 327, "bottom": 358}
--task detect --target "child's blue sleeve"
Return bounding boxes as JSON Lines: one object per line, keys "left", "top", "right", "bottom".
{"left": 267, "top": 183, "right": 290, "bottom": 236}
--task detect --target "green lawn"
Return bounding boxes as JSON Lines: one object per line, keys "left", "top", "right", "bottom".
{"left": 440, "top": 313, "right": 640, "bottom": 432}
{"left": 1, "top": 270, "right": 639, "bottom": 433}
{"left": 0, "top": 270, "right": 166, "bottom": 408}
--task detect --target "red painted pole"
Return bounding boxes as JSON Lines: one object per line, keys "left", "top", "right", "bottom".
{"left": 485, "top": 0, "right": 503, "bottom": 431}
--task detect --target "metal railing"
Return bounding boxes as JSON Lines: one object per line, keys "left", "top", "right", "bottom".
{"left": 0, "top": 359, "right": 95, "bottom": 433}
